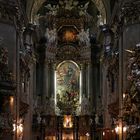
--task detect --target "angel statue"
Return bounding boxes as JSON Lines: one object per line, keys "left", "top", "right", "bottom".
{"left": 45, "top": 4, "right": 59, "bottom": 16}
{"left": 45, "top": 28, "right": 57, "bottom": 47}
{"left": 78, "top": 2, "right": 89, "bottom": 16}
{"left": 59, "top": 0, "right": 79, "bottom": 11}
{"left": 77, "top": 28, "right": 91, "bottom": 47}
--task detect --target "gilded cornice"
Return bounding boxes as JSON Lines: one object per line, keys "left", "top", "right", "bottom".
{"left": 44, "top": 44, "right": 91, "bottom": 64}
{"left": 56, "top": 16, "right": 86, "bottom": 31}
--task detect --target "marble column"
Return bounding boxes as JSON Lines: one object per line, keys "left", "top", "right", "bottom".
{"left": 14, "top": 28, "right": 20, "bottom": 140}
{"left": 56, "top": 116, "right": 59, "bottom": 140}
{"left": 50, "top": 64, "right": 55, "bottom": 98}
{"left": 86, "top": 64, "right": 88, "bottom": 97}
{"left": 80, "top": 64, "right": 86, "bottom": 98}
{"left": 47, "top": 63, "right": 51, "bottom": 98}
{"left": 23, "top": 64, "right": 34, "bottom": 140}
{"left": 57, "top": 116, "right": 62, "bottom": 140}
{"left": 118, "top": 29, "right": 123, "bottom": 140}
{"left": 87, "top": 63, "right": 92, "bottom": 99}
{"left": 43, "top": 63, "right": 49, "bottom": 100}
{"left": 73, "top": 116, "right": 77, "bottom": 140}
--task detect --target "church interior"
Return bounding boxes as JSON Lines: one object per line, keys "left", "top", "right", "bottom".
{"left": 0, "top": 0, "right": 140, "bottom": 140}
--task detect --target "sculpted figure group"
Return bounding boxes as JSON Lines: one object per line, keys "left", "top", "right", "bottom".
{"left": 45, "top": 28, "right": 57, "bottom": 47}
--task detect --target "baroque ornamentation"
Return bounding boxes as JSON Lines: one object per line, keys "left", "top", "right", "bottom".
{"left": 0, "top": 1, "right": 18, "bottom": 23}
{"left": 120, "top": 0, "right": 140, "bottom": 25}
{"left": 20, "top": 24, "right": 36, "bottom": 82}
{"left": 0, "top": 112, "right": 13, "bottom": 136}
{"left": 20, "top": 46, "right": 35, "bottom": 81}
{"left": 56, "top": 45, "right": 80, "bottom": 61}
{"left": 31, "top": 0, "right": 106, "bottom": 24}
{"left": 0, "top": 47, "right": 16, "bottom": 91}
{"left": 77, "top": 28, "right": 91, "bottom": 47}
{"left": 45, "top": 0, "right": 89, "bottom": 16}
{"left": 123, "top": 43, "right": 140, "bottom": 137}
{"left": 44, "top": 97, "right": 55, "bottom": 115}
{"left": 107, "top": 54, "right": 119, "bottom": 90}
{"left": 0, "top": 47, "right": 8, "bottom": 75}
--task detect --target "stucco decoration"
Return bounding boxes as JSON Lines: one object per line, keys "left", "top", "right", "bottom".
{"left": 30, "top": 0, "right": 106, "bottom": 24}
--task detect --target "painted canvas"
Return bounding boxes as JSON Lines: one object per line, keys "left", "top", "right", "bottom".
{"left": 56, "top": 61, "right": 80, "bottom": 114}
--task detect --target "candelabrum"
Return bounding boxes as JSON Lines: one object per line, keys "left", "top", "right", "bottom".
{"left": 13, "top": 118, "right": 24, "bottom": 140}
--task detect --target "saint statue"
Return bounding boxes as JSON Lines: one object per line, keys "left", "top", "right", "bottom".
{"left": 45, "top": 4, "right": 59, "bottom": 16}
{"left": 45, "top": 28, "right": 57, "bottom": 47}
{"left": 59, "top": 0, "right": 79, "bottom": 11}
{"left": 45, "top": 96, "right": 55, "bottom": 115}
{"left": 0, "top": 47, "right": 8, "bottom": 66}
{"left": 81, "top": 95, "right": 90, "bottom": 115}
{"left": 0, "top": 47, "right": 9, "bottom": 77}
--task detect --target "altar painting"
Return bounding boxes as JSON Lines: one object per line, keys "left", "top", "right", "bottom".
{"left": 56, "top": 61, "right": 80, "bottom": 113}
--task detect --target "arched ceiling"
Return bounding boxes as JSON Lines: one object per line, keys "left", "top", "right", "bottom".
{"left": 29, "top": 0, "right": 106, "bottom": 24}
